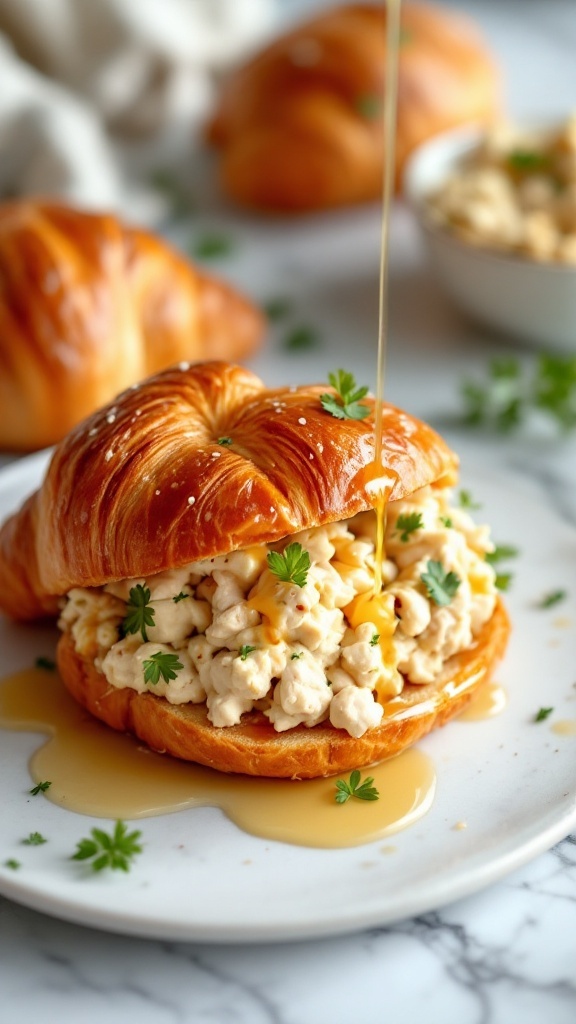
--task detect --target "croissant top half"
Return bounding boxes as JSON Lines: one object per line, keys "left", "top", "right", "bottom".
{"left": 0, "top": 201, "right": 264, "bottom": 451}
{"left": 0, "top": 361, "right": 458, "bottom": 621}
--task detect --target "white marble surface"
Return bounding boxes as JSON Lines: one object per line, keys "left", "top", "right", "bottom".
{"left": 1, "top": 1, "right": 576, "bottom": 1021}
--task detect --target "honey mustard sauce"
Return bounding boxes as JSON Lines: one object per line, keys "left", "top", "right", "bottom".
{"left": 0, "top": 667, "right": 435, "bottom": 849}
{"left": 457, "top": 681, "right": 508, "bottom": 721}
{"left": 551, "top": 719, "right": 576, "bottom": 737}
{"left": 370, "top": 0, "right": 402, "bottom": 586}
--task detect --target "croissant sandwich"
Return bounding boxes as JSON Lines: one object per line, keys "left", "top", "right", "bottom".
{"left": 0, "top": 200, "right": 264, "bottom": 452}
{"left": 206, "top": 1, "right": 500, "bottom": 212}
{"left": 0, "top": 361, "right": 509, "bottom": 778}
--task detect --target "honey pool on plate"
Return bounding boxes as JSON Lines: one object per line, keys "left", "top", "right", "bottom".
{"left": 0, "top": 667, "right": 439, "bottom": 849}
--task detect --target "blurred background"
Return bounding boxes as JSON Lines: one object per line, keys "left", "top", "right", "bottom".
{"left": 1, "top": 0, "right": 575, "bottom": 451}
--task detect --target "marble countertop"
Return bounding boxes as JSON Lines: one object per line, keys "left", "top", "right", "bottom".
{"left": 1, "top": 1, "right": 576, "bottom": 1021}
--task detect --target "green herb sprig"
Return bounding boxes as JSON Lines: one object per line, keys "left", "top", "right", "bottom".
{"left": 321, "top": 370, "right": 370, "bottom": 421}
{"left": 485, "top": 543, "right": 519, "bottom": 592}
{"left": 421, "top": 560, "right": 461, "bottom": 606}
{"left": 143, "top": 652, "right": 183, "bottom": 686}
{"left": 22, "top": 832, "right": 47, "bottom": 846}
{"left": 486, "top": 545, "right": 519, "bottom": 565}
{"left": 460, "top": 354, "right": 576, "bottom": 433}
{"left": 267, "top": 542, "right": 311, "bottom": 588}
{"left": 334, "top": 770, "right": 380, "bottom": 804}
{"left": 191, "top": 233, "right": 234, "bottom": 260}
{"left": 507, "top": 150, "right": 550, "bottom": 175}
{"left": 535, "top": 706, "right": 554, "bottom": 722}
{"left": 123, "top": 585, "right": 155, "bottom": 643}
{"left": 239, "top": 645, "right": 257, "bottom": 661}
{"left": 538, "top": 590, "right": 567, "bottom": 609}
{"left": 71, "top": 821, "right": 143, "bottom": 873}
{"left": 494, "top": 573, "right": 513, "bottom": 592}
{"left": 356, "top": 94, "right": 380, "bottom": 120}
{"left": 283, "top": 325, "right": 320, "bottom": 352}
{"left": 29, "top": 781, "right": 51, "bottom": 796}
{"left": 458, "top": 490, "right": 481, "bottom": 511}
{"left": 35, "top": 656, "right": 56, "bottom": 671}
{"left": 395, "top": 512, "right": 424, "bottom": 542}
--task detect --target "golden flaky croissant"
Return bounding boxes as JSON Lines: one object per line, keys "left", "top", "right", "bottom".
{"left": 207, "top": 2, "right": 500, "bottom": 212}
{"left": 0, "top": 201, "right": 264, "bottom": 452}
{"left": 0, "top": 362, "right": 509, "bottom": 777}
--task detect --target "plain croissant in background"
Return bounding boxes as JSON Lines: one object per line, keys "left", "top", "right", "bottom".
{"left": 0, "top": 201, "right": 264, "bottom": 452}
{"left": 207, "top": 1, "right": 501, "bottom": 212}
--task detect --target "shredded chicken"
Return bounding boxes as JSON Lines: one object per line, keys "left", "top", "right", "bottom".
{"left": 59, "top": 485, "right": 498, "bottom": 738}
{"left": 426, "top": 114, "right": 576, "bottom": 264}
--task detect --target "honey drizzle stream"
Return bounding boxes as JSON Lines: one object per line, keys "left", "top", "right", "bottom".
{"left": 373, "top": 0, "right": 402, "bottom": 592}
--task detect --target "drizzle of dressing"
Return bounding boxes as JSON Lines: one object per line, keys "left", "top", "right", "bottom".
{"left": 551, "top": 719, "right": 576, "bottom": 737}
{"left": 343, "top": 589, "right": 401, "bottom": 701}
{"left": 0, "top": 668, "right": 436, "bottom": 848}
{"left": 457, "top": 681, "right": 508, "bottom": 721}
{"left": 370, "top": 0, "right": 402, "bottom": 589}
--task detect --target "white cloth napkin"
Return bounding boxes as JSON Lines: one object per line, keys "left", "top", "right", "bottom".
{"left": 0, "top": 0, "right": 275, "bottom": 220}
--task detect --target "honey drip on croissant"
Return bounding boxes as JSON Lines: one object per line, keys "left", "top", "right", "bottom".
{"left": 371, "top": 0, "right": 402, "bottom": 595}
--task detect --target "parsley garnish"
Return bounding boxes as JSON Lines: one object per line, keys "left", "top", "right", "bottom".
{"left": 535, "top": 706, "right": 554, "bottom": 722}
{"left": 458, "top": 490, "right": 481, "bottom": 510}
{"left": 486, "top": 544, "right": 519, "bottom": 564}
{"left": 356, "top": 93, "right": 380, "bottom": 120}
{"left": 421, "top": 560, "right": 461, "bottom": 606}
{"left": 34, "top": 656, "right": 56, "bottom": 671}
{"left": 370, "top": 634, "right": 380, "bottom": 646}
{"left": 291, "top": 652, "right": 303, "bottom": 660}
{"left": 71, "top": 821, "right": 143, "bottom": 873}
{"left": 460, "top": 354, "right": 576, "bottom": 433}
{"left": 320, "top": 370, "right": 370, "bottom": 421}
{"left": 29, "top": 781, "right": 51, "bottom": 796}
{"left": 217, "top": 436, "right": 233, "bottom": 446}
{"left": 173, "top": 591, "right": 190, "bottom": 603}
{"left": 192, "top": 233, "right": 234, "bottom": 260}
{"left": 4, "top": 859, "right": 20, "bottom": 870}
{"left": 264, "top": 297, "right": 291, "bottom": 322}
{"left": 494, "top": 573, "right": 512, "bottom": 592}
{"left": 267, "top": 542, "right": 311, "bottom": 588}
{"left": 22, "top": 832, "right": 47, "bottom": 846}
{"left": 123, "top": 585, "right": 155, "bottom": 642}
{"left": 395, "top": 512, "right": 423, "bottom": 542}
{"left": 507, "top": 149, "right": 550, "bottom": 174}
{"left": 149, "top": 169, "right": 192, "bottom": 217}
{"left": 239, "top": 645, "right": 257, "bottom": 660}
{"left": 440, "top": 515, "right": 453, "bottom": 528}
{"left": 538, "top": 589, "right": 567, "bottom": 609}
{"left": 283, "top": 325, "right": 320, "bottom": 352}
{"left": 334, "top": 770, "right": 380, "bottom": 804}
{"left": 143, "top": 652, "right": 183, "bottom": 686}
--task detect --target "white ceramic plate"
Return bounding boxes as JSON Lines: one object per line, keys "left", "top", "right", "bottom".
{"left": 0, "top": 452, "right": 575, "bottom": 942}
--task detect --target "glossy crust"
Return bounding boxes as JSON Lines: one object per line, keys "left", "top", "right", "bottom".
{"left": 0, "top": 361, "right": 458, "bottom": 620}
{"left": 56, "top": 599, "right": 510, "bottom": 778}
{"left": 207, "top": 2, "right": 500, "bottom": 212}
{"left": 0, "top": 200, "right": 264, "bottom": 451}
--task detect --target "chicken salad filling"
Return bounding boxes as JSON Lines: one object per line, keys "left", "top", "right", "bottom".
{"left": 59, "top": 485, "right": 499, "bottom": 739}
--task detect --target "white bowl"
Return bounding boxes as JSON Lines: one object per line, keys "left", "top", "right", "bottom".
{"left": 403, "top": 126, "right": 576, "bottom": 352}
